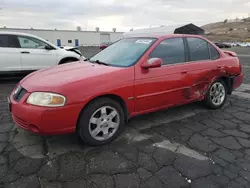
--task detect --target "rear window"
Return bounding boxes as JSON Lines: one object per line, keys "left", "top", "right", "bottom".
{"left": 209, "top": 43, "right": 220, "bottom": 60}
{"left": 187, "top": 38, "right": 210, "bottom": 61}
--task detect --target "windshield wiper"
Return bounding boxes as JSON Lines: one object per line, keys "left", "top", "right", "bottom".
{"left": 90, "top": 59, "right": 109, "bottom": 66}
{"left": 95, "top": 60, "right": 109, "bottom": 65}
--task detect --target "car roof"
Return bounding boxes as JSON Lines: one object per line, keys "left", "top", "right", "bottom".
{"left": 0, "top": 31, "right": 41, "bottom": 38}
{"left": 123, "top": 33, "right": 205, "bottom": 39}
{"left": 0, "top": 31, "right": 58, "bottom": 48}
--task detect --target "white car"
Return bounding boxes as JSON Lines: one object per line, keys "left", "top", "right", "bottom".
{"left": 0, "top": 32, "right": 85, "bottom": 75}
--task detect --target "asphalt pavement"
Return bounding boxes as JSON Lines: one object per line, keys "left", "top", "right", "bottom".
{"left": 1, "top": 48, "right": 250, "bottom": 188}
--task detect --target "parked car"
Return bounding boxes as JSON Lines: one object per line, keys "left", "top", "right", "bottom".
{"left": 0, "top": 32, "right": 85, "bottom": 76}
{"left": 214, "top": 42, "right": 231, "bottom": 48}
{"left": 8, "top": 34, "right": 243, "bottom": 146}
{"left": 237, "top": 42, "right": 250, "bottom": 47}
{"left": 100, "top": 42, "right": 112, "bottom": 50}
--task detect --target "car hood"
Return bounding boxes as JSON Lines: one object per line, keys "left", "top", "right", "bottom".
{"left": 20, "top": 61, "right": 121, "bottom": 92}
{"left": 61, "top": 46, "right": 82, "bottom": 56}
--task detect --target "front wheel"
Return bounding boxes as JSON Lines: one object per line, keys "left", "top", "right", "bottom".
{"left": 204, "top": 80, "right": 227, "bottom": 109}
{"left": 77, "top": 98, "right": 124, "bottom": 146}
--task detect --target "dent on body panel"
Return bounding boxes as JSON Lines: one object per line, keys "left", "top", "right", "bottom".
{"left": 188, "top": 68, "right": 227, "bottom": 100}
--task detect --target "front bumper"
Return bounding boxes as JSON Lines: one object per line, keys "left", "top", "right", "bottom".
{"left": 9, "top": 88, "right": 84, "bottom": 135}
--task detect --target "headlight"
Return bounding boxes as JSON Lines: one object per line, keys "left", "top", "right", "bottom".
{"left": 27, "top": 92, "right": 66, "bottom": 107}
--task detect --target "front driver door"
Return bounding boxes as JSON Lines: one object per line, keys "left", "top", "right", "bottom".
{"left": 134, "top": 37, "right": 190, "bottom": 113}
{"left": 17, "top": 35, "right": 57, "bottom": 71}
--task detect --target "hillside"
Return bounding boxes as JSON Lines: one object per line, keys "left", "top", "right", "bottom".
{"left": 202, "top": 18, "right": 250, "bottom": 42}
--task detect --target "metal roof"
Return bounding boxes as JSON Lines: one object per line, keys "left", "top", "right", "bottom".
{"left": 123, "top": 23, "right": 204, "bottom": 37}
{"left": 174, "top": 24, "right": 204, "bottom": 35}
{"left": 0, "top": 27, "right": 124, "bottom": 34}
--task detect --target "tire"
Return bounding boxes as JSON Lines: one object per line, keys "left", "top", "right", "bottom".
{"left": 204, "top": 79, "right": 228, "bottom": 109}
{"left": 77, "top": 98, "right": 125, "bottom": 146}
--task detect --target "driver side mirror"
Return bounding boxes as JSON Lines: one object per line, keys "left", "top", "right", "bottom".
{"left": 141, "top": 58, "right": 163, "bottom": 69}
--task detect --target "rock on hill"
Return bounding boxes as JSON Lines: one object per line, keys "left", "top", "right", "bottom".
{"left": 202, "top": 18, "right": 250, "bottom": 42}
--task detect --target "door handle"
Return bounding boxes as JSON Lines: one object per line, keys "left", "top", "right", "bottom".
{"left": 181, "top": 71, "right": 188, "bottom": 74}
{"left": 21, "top": 51, "right": 30, "bottom": 54}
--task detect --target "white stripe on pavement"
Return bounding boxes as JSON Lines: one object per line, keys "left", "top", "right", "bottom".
{"left": 237, "top": 83, "right": 250, "bottom": 91}
{"left": 238, "top": 54, "right": 250, "bottom": 57}
{"left": 242, "top": 66, "right": 250, "bottom": 68}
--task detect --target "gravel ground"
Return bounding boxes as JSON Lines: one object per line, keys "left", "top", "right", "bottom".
{"left": 1, "top": 48, "right": 250, "bottom": 188}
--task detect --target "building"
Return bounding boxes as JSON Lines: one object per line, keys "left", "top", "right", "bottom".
{"left": 0, "top": 27, "right": 124, "bottom": 47}
{"left": 0, "top": 23, "right": 204, "bottom": 47}
{"left": 123, "top": 23, "right": 205, "bottom": 38}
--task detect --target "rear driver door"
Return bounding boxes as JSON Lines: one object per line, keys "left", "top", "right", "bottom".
{"left": 0, "top": 34, "right": 21, "bottom": 72}
{"left": 184, "top": 37, "right": 221, "bottom": 100}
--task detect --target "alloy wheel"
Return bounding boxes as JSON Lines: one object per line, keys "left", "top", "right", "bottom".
{"left": 88, "top": 106, "right": 120, "bottom": 141}
{"left": 210, "top": 82, "right": 226, "bottom": 106}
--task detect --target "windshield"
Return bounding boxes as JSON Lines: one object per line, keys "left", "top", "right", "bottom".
{"left": 89, "top": 38, "right": 157, "bottom": 67}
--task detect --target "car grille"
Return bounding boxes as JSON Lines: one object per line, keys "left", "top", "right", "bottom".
{"left": 13, "top": 86, "right": 27, "bottom": 102}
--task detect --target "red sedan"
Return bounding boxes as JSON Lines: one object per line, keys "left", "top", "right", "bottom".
{"left": 8, "top": 34, "right": 243, "bottom": 146}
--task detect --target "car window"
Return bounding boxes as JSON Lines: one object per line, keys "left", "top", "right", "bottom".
{"left": 209, "top": 43, "right": 220, "bottom": 60}
{"left": 0, "top": 35, "right": 19, "bottom": 48}
{"left": 149, "top": 38, "right": 185, "bottom": 65}
{"left": 0, "top": 35, "right": 8, "bottom": 48}
{"left": 187, "top": 38, "right": 210, "bottom": 61}
{"left": 17, "top": 36, "right": 48, "bottom": 49}
{"left": 90, "top": 38, "right": 157, "bottom": 67}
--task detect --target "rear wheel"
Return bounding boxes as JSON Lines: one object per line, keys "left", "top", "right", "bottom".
{"left": 204, "top": 80, "right": 227, "bottom": 109}
{"left": 77, "top": 98, "right": 124, "bottom": 146}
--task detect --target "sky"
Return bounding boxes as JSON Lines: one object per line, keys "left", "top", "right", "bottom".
{"left": 0, "top": 0, "right": 250, "bottom": 32}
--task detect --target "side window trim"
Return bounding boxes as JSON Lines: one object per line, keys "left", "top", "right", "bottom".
{"left": 208, "top": 43, "right": 212, "bottom": 59}
{"left": 183, "top": 37, "right": 190, "bottom": 62}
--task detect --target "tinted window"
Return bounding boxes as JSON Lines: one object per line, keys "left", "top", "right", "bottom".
{"left": 0, "top": 35, "right": 19, "bottom": 48}
{"left": 18, "top": 36, "right": 48, "bottom": 49}
{"left": 8, "top": 35, "right": 20, "bottom": 48}
{"left": 149, "top": 38, "right": 185, "bottom": 65}
{"left": 187, "top": 38, "right": 210, "bottom": 61}
{"left": 0, "top": 35, "right": 8, "bottom": 47}
{"left": 209, "top": 43, "right": 220, "bottom": 60}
